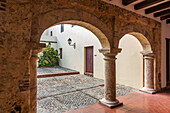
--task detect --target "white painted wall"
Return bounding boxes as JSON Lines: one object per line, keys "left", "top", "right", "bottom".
{"left": 103, "top": 0, "right": 170, "bottom": 88}
{"left": 40, "top": 29, "right": 58, "bottom": 50}
{"left": 43, "top": 24, "right": 105, "bottom": 79}
{"left": 116, "top": 34, "right": 143, "bottom": 89}
{"left": 38, "top": 30, "right": 58, "bottom": 61}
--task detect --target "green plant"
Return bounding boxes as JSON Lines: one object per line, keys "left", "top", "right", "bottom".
{"left": 38, "top": 45, "right": 60, "bottom": 67}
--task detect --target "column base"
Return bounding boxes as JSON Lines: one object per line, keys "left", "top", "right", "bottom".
{"left": 99, "top": 98, "right": 123, "bottom": 108}
{"left": 140, "top": 87, "right": 157, "bottom": 94}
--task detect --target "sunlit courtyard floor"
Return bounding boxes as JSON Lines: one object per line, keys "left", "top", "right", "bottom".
{"left": 37, "top": 74, "right": 138, "bottom": 113}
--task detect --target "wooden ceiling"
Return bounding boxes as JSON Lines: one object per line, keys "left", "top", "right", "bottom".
{"left": 122, "top": 0, "right": 170, "bottom": 24}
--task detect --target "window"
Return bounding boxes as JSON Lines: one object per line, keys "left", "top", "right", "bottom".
{"left": 60, "top": 48, "right": 62, "bottom": 59}
{"left": 50, "top": 31, "right": 53, "bottom": 36}
{"left": 61, "top": 24, "right": 64, "bottom": 32}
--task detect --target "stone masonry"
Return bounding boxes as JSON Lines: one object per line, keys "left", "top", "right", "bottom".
{"left": 0, "top": 0, "right": 161, "bottom": 112}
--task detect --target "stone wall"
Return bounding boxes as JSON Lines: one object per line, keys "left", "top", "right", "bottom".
{"left": 0, "top": 0, "right": 32, "bottom": 112}
{"left": 0, "top": 0, "right": 161, "bottom": 112}
{"left": 0, "top": 0, "right": 6, "bottom": 11}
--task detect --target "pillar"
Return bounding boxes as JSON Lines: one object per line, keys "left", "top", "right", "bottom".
{"left": 140, "top": 52, "right": 157, "bottom": 94}
{"left": 99, "top": 48, "right": 123, "bottom": 108}
{"left": 29, "top": 49, "right": 40, "bottom": 113}
{"left": 29, "top": 43, "right": 45, "bottom": 113}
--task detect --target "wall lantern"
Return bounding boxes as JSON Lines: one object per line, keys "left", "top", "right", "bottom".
{"left": 48, "top": 42, "right": 51, "bottom": 47}
{"left": 67, "top": 38, "right": 76, "bottom": 49}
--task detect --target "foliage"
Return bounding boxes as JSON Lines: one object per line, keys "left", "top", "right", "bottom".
{"left": 38, "top": 45, "right": 59, "bottom": 67}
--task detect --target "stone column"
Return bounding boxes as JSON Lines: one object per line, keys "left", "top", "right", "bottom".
{"left": 99, "top": 48, "right": 123, "bottom": 108}
{"left": 29, "top": 49, "right": 40, "bottom": 113}
{"left": 140, "top": 52, "right": 157, "bottom": 94}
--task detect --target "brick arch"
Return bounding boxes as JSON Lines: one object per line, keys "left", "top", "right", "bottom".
{"left": 31, "top": 8, "right": 112, "bottom": 48}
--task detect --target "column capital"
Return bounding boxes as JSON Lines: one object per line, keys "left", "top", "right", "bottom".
{"left": 30, "top": 43, "right": 46, "bottom": 60}
{"left": 99, "top": 48, "right": 122, "bottom": 58}
{"left": 140, "top": 51, "right": 155, "bottom": 59}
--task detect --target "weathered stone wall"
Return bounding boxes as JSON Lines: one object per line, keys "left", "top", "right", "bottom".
{"left": 0, "top": 0, "right": 161, "bottom": 112}
{"left": 0, "top": 0, "right": 32, "bottom": 112}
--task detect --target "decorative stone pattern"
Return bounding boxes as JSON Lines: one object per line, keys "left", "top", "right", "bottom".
{"left": 37, "top": 74, "right": 137, "bottom": 113}
{"left": 0, "top": 0, "right": 161, "bottom": 112}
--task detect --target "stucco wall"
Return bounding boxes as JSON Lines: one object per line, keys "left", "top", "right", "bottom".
{"left": 40, "top": 30, "right": 58, "bottom": 50}
{"left": 44, "top": 24, "right": 105, "bottom": 79}
{"left": 116, "top": 34, "right": 143, "bottom": 89}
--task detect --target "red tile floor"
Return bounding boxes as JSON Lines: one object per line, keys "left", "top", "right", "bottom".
{"left": 65, "top": 88, "right": 170, "bottom": 113}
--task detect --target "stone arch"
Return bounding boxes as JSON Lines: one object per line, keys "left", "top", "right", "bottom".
{"left": 117, "top": 31, "right": 157, "bottom": 93}
{"left": 115, "top": 21, "right": 154, "bottom": 52}
{"left": 29, "top": 7, "right": 113, "bottom": 112}
{"left": 31, "top": 8, "right": 112, "bottom": 48}
{"left": 126, "top": 32, "right": 152, "bottom": 52}
{"left": 51, "top": 20, "right": 110, "bottom": 48}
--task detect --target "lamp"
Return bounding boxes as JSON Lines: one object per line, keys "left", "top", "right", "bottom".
{"left": 67, "top": 38, "right": 76, "bottom": 49}
{"left": 48, "top": 42, "right": 51, "bottom": 47}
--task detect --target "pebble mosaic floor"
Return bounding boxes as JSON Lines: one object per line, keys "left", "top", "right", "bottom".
{"left": 37, "top": 74, "right": 138, "bottom": 113}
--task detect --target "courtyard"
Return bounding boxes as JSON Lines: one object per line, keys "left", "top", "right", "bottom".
{"left": 37, "top": 67, "right": 138, "bottom": 113}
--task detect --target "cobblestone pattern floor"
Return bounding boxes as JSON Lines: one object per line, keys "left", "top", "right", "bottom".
{"left": 37, "top": 74, "right": 138, "bottom": 113}
{"left": 37, "top": 66, "right": 77, "bottom": 75}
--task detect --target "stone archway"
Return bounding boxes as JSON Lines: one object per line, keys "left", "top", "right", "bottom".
{"left": 31, "top": 8, "right": 114, "bottom": 48}
{"left": 118, "top": 32, "right": 157, "bottom": 94}
{"left": 29, "top": 9, "right": 112, "bottom": 112}
{"left": 0, "top": 0, "right": 163, "bottom": 112}
{"left": 27, "top": 1, "right": 162, "bottom": 112}
{"left": 28, "top": 5, "right": 161, "bottom": 112}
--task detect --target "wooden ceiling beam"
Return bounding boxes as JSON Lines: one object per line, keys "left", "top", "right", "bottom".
{"left": 134, "top": 0, "right": 164, "bottom": 10}
{"left": 166, "top": 19, "right": 170, "bottom": 24}
{"left": 154, "top": 9, "right": 170, "bottom": 17}
{"left": 122, "top": 0, "right": 137, "bottom": 6}
{"left": 145, "top": 1, "right": 170, "bottom": 14}
{"left": 161, "top": 14, "right": 170, "bottom": 20}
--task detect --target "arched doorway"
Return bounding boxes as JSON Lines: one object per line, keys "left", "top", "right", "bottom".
{"left": 116, "top": 34, "right": 143, "bottom": 89}
{"left": 117, "top": 32, "right": 157, "bottom": 94}
{"left": 37, "top": 23, "right": 108, "bottom": 112}
{"left": 30, "top": 20, "right": 110, "bottom": 112}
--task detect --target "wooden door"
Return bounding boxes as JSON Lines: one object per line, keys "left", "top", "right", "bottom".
{"left": 166, "top": 38, "right": 170, "bottom": 85}
{"left": 85, "top": 46, "right": 93, "bottom": 75}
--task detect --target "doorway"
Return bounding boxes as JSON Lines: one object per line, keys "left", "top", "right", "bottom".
{"left": 85, "top": 46, "right": 94, "bottom": 76}
{"left": 166, "top": 38, "right": 170, "bottom": 86}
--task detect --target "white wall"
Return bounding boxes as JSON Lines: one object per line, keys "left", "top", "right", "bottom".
{"left": 46, "top": 24, "right": 105, "bottom": 79}
{"left": 38, "top": 29, "right": 58, "bottom": 59}
{"left": 40, "top": 29, "right": 58, "bottom": 50}
{"left": 116, "top": 34, "right": 143, "bottom": 89}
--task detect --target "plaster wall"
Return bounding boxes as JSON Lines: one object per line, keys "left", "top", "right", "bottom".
{"left": 38, "top": 30, "right": 58, "bottom": 62}
{"left": 45, "top": 24, "right": 105, "bottom": 79}
{"left": 40, "top": 30, "right": 58, "bottom": 50}
{"left": 103, "top": 0, "right": 170, "bottom": 88}
{"left": 116, "top": 34, "right": 143, "bottom": 89}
